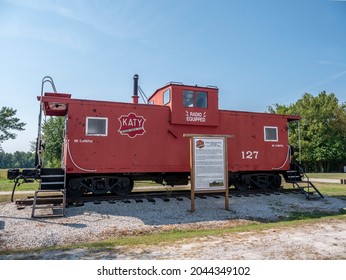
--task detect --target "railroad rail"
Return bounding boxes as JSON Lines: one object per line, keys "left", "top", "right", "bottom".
{"left": 14, "top": 188, "right": 303, "bottom": 209}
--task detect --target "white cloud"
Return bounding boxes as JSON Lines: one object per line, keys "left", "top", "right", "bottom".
{"left": 316, "top": 60, "right": 346, "bottom": 67}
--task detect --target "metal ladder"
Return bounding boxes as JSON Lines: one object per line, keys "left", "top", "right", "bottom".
{"left": 30, "top": 76, "right": 67, "bottom": 218}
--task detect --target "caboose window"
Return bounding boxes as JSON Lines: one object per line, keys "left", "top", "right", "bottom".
{"left": 183, "top": 90, "right": 208, "bottom": 108}
{"left": 183, "top": 90, "right": 194, "bottom": 107}
{"left": 163, "top": 89, "right": 170, "bottom": 105}
{"left": 196, "top": 91, "right": 207, "bottom": 108}
{"left": 86, "top": 117, "right": 108, "bottom": 136}
{"left": 264, "top": 126, "right": 278, "bottom": 141}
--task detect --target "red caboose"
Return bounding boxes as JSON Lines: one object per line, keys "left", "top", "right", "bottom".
{"left": 35, "top": 75, "right": 300, "bottom": 197}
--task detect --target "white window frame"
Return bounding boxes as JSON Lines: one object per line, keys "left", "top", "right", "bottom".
{"left": 86, "top": 117, "right": 108, "bottom": 136}
{"left": 264, "top": 126, "right": 278, "bottom": 142}
{"left": 163, "top": 89, "right": 171, "bottom": 105}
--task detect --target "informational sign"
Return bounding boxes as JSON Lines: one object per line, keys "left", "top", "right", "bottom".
{"left": 193, "top": 137, "right": 226, "bottom": 191}
{"left": 184, "top": 134, "right": 231, "bottom": 212}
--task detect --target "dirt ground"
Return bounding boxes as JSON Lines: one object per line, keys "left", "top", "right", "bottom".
{"left": 76, "top": 218, "right": 346, "bottom": 260}
{"left": 1, "top": 217, "right": 345, "bottom": 260}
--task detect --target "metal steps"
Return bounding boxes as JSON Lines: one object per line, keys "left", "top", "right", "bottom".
{"left": 291, "top": 180, "right": 324, "bottom": 199}
{"left": 31, "top": 168, "right": 66, "bottom": 218}
{"left": 40, "top": 168, "right": 65, "bottom": 190}
{"left": 31, "top": 189, "right": 66, "bottom": 218}
{"left": 285, "top": 170, "right": 302, "bottom": 183}
{"left": 284, "top": 165, "right": 324, "bottom": 199}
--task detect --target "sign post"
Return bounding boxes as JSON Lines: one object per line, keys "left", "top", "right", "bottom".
{"left": 184, "top": 134, "right": 232, "bottom": 212}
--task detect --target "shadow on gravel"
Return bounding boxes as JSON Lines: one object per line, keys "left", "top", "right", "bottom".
{"left": 63, "top": 223, "right": 87, "bottom": 228}
{"left": 0, "top": 214, "right": 87, "bottom": 229}
{"left": 62, "top": 194, "right": 346, "bottom": 226}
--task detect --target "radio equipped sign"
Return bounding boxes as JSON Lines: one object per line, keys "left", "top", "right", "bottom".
{"left": 185, "top": 111, "right": 207, "bottom": 123}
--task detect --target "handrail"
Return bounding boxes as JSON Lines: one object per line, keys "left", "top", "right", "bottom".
{"left": 293, "top": 162, "right": 310, "bottom": 182}
{"left": 36, "top": 76, "right": 57, "bottom": 168}
{"left": 138, "top": 86, "right": 149, "bottom": 104}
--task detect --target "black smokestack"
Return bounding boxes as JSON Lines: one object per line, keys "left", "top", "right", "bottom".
{"left": 133, "top": 74, "right": 139, "bottom": 96}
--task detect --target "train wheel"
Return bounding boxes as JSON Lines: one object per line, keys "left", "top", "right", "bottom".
{"left": 67, "top": 178, "right": 86, "bottom": 197}
{"left": 269, "top": 174, "right": 282, "bottom": 189}
{"left": 234, "top": 177, "right": 249, "bottom": 191}
{"left": 111, "top": 177, "right": 134, "bottom": 196}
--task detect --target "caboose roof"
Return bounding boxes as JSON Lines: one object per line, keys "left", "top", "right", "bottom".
{"left": 148, "top": 82, "right": 218, "bottom": 101}
{"left": 38, "top": 92, "right": 71, "bottom": 116}
{"left": 219, "top": 108, "right": 301, "bottom": 122}
{"left": 38, "top": 87, "right": 301, "bottom": 123}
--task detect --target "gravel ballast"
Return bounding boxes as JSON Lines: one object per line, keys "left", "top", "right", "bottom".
{"left": 0, "top": 191, "right": 345, "bottom": 259}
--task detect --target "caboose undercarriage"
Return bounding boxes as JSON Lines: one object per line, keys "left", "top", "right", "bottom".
{"left": 8, "top": 167, "right": 285, "bottom": 198}
{"left": 65, "top": 171, "right": 282, "bottom": 197}
{"left": 66, "top": 172, "right": 282, "bottom": 197}
{"left": 8, "top": 163, "right": 324, "bottom": 203}
{"left": 65, "top": 172, "right": 189, "bottom": 197}
{"left": 51, "top": 170, "right": 285, "bottom": 198}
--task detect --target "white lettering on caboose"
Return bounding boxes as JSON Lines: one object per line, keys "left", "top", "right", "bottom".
{"left": 121, "top": 118, "right": 144, "bottom": 127}
{"left": 118, "top": 112, "right": 146, "bottom": 138}
{"left": 186, "top": 111, "right": 207, "bottom": 123}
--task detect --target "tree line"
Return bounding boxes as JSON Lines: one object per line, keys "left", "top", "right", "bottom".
{"left": 0, "top": 151, "right": 35, "bottom": 169}
{"left": 1, "top": 91, "right": 346, "bottom": 172}
{"left": 268, "top": 91, "right": 346, "bottom": 172}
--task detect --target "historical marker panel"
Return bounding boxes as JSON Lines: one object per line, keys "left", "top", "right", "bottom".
{"left": 193, "top": 137, "right": 226, "bottom": 192}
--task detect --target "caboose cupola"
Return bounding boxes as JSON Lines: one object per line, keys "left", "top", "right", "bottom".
{"left": 148, "top": 83, "right": 219, "bottom": 126}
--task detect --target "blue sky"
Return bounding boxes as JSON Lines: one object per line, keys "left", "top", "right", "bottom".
{"left": 1, "top": 0, "right": 346, "bottom": 153}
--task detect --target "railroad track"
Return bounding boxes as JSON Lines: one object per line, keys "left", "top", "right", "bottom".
{"left": 14, "top": 188, "right": 302, "bottom": 209}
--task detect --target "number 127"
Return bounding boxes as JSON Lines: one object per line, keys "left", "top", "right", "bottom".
{"left": 241, "top": 151, "right": 259, "bottom": 159}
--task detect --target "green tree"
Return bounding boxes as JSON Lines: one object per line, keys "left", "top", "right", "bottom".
{"left": 41, "top": 116, "right": 64, "bottom": 167}
{"left": 269, "top": 91, "right": 346, "bottom": 172}
{"left": 0, "top": 107, "right": 26, "bottom": 151}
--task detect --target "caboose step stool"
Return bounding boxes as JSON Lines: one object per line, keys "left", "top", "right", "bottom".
{"left": 31, "top": 189, "right": 66, "bottom": 218}
{"left": 31, "top": 168, "right": 67, "bottom": 218}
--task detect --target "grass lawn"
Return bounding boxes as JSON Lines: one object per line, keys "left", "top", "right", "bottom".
{"left": 307, "top": 173, "right": 346, "bottom": 179}
{"left": 311, "top": 182, "right": 346, "bottom": 200}
{"left": 0, "top": 169, "right": 39, "bottom": 192}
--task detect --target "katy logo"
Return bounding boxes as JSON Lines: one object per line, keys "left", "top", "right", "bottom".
{"left": 196, "top": 139, "right": 205, "bottom": 149}
{"left": 118, "top": 112, "right": 146, "bottom": 138}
